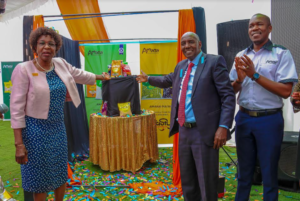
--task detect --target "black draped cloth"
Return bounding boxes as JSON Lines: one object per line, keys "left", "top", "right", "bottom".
{"left": 56, "top": 36, "right": 89, "bottom": 162}
{"left": 192, "top": 7, "right": 207, "bottom": 54}
{"left": 23, "top": 16, "right": 34, "bottom": 61}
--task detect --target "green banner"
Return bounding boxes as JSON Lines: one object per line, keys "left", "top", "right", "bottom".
{"left": 84, "top": 44, "right": 127, "bottom": 120}
{"left": 1, "top": 62, "right": 21, "bottom": 120}
{"left": 85, "top": 98, "right": 102, "bottom": 125}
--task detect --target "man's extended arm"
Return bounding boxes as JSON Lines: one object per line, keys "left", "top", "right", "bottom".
{"left": 148, "top": 73, "right": 174, "bottom": 88}
{"left": 136, "top": 65, "right": 178, "bottom": 88}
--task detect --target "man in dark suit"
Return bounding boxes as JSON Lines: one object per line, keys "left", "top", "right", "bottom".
{"left": 136, "top": 32, "right": 235, "bottom": 201}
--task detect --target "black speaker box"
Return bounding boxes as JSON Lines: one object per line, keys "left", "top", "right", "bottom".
{"left": 217, "top": 19, "right": 252, "bottom": 71}
{"left": 237, "top": 131, "right": 300, "bottom": 191}
{"left": 278, "top": 131, "right": 300, "bottom": 192}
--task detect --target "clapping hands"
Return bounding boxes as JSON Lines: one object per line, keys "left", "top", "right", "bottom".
{"left": 236, "top": 55, "right": 256, "bottom": 79}
{"left": 234, "top": 57, "right": 246, "bottom": 83}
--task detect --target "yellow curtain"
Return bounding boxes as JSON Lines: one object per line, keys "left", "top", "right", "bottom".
{"left": 173, "top": 9, "right": 196, "bottom": 186}
{"left": 56, "top": 0, "right": 109, "bottom": 55}
{"left": 33, "top": 15, "right": 44, "bottom": 30}
{"left": 33, "top": 15, "right": 45, "bottom": 58}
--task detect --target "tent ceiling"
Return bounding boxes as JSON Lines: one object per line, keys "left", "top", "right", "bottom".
{"left": 2, "top": 0, "right": 34, "bottom": 14}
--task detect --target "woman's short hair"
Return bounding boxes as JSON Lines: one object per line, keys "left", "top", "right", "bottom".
{"left": 29, "top": 27, "right": 62, "bottom": 53}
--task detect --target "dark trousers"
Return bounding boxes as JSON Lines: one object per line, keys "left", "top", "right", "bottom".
{"left": 235, "top": 110, "right": 284, "bottom": 201}
{"left": 179, "top": 126, "right": 219, "bottom": 201}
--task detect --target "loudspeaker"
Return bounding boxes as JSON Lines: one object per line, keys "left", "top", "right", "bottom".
{"left": 239, "top": 131, "right": 300, "bottom": 190}
{"left": 272, "top": 0, "right": 300, "bottom": 75}
{"left": 278, "top": 131, "right": 300, "bottom": 191}
{"left": 217, "top": 19, "right": 252, "bottom": 71}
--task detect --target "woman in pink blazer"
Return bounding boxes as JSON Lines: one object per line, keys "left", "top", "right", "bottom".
{"left": 10, "top": 27, "right": 110, "bottom": 201}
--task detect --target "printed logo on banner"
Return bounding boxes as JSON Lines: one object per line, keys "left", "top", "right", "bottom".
{"left": 119, "top": 44, "right": 124, "bottom": 55}
{"left": 1, "top": 61, "right": 21, "bottom": 120}
{"left": 87, "top": 50, "right": 103, "bottom": 56}
{"left": 156, "top": 118, "right": 170, "bottom": 131}
{"left": 142, "top": 48, "right": 159, "bottom": 54}
{"left": 2, "top": 65, "right": 13, "bottom": 68}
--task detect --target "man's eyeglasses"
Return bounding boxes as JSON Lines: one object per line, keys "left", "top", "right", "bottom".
{"left": 37, "top": 42, "right": 56, "bottom": 48}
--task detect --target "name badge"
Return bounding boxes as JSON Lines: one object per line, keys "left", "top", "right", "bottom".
{"left": 180, "top": 69, "right": 183, "bottom": 78}
{"left": 32, "top": 73, "right": 38, "bottom": 76}
{"left": 201, "top": 57, "right": 204, "bottom": 64}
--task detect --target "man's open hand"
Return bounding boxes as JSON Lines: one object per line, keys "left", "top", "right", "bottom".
{"left": 136, "top": 70, "right": 148, "bottom": 83}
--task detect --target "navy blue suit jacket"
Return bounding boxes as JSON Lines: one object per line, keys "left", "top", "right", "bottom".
{"left": 149, "top": 53, "right": 235, "bottom": 146}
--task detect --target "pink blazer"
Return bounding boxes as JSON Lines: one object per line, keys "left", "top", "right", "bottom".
{"left": 10, "top": 57, "right": 96, "bottom": 129}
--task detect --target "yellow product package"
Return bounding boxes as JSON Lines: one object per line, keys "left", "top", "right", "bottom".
{"left": 111, "top": 60, "right": 123, "bottom": 77}
{"left": 118, "top": 102, "right": 132, "bottom": 117}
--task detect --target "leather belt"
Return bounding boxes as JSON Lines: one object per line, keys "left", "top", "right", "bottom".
{"left": 183, "top": 122, "right": 197, "bottom": 128}
{"left": 240, "top": 106, "right": 282, "bottom": 117}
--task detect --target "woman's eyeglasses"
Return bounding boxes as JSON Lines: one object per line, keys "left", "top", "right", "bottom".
{"left": 37, "top": 42, "right": 56, "bottom": 48}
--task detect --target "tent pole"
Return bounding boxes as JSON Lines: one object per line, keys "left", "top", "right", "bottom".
{"left": 76, "top": 38, "right": 178, "bottom": 42}
{"left": 43, "top": 10, "right": 179, "bottom": 18}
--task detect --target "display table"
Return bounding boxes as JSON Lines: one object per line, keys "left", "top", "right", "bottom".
{"left": 89, "top": 111, "right": 159, "bottom": 173}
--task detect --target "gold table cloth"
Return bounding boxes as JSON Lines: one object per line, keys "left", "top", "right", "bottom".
{"left": 89, "top": 111, "right": 159, "bottom": 173}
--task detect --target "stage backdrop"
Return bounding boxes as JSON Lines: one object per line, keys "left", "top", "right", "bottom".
{"left": 1, "top": 62, "right": 20, "bottom": 120}
{"left": 84, "top": 44, "right": 127, "bottom": 122}
{"left": 140, "top": 42, "right": 177, "bottom": 144}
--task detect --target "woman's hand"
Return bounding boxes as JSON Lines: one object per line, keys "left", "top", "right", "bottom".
{"left": 96, "top": 72, "right": 111, "bottom": 81}
{"left": 15, "top": 144, "right": 28, "bottom": 164}
{"left": 102, "top": 72, "right": 110, "bottom": 81}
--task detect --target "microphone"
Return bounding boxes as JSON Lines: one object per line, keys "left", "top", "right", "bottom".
{"left": 0, "top": 103, "right": 9, "bottom": 114}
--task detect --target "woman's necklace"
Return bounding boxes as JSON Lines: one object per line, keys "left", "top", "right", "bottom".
{"left": 35, "top": 58, "right": 54, "bottom": 72}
